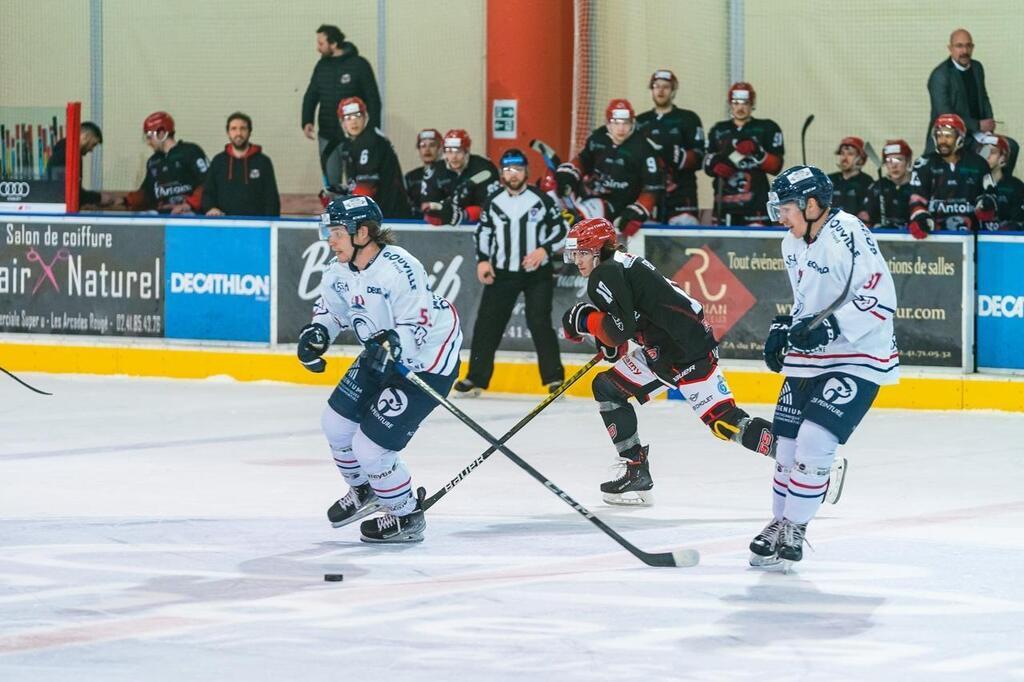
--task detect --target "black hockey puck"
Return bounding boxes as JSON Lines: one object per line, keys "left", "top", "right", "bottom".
{"left": 324, "top": 573, "right": 344, "bottom": 582}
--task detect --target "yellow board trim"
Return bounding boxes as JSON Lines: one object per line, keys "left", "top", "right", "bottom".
{"left": 2, "top": 341, "right": 1022, "bottom": 411}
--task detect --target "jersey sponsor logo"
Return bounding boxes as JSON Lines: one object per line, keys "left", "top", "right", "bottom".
{"left": 382, "top": 251, "right": 418, "bottom": 290}
{"left": 366, "top": 286, "right": 383, "bottom": 295}
{"left": 929, "top": 199, "right": 973, "bottom": 215}
{"left": 350, "top": 313, "right": 377, "bottom": 343}
{"left": 375, "top": 388, "right": 408, "bottom": 417}
{"left": 821, "top": 376, "right": 858, "bottom": 405}
{"left": 779, "top": 382, "right": 793, "bottom": 406}
{"left": 805, "top": 259, "right": 829, "bottom": 274}
{"left": 717, "top": 375, "right": 729, "bottom": 395}
{"left": 978, "top": 294, "right": 1024, "bottom": 318}
{"left": 153, "top": 183, "right": 195, "bottom": 199}
{"left": 170, "top": 272, "right": 269, "bottom": 298}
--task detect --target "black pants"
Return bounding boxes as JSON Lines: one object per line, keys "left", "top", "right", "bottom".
{"left": 466, "top": 264, "right": 564, "bottom": 388}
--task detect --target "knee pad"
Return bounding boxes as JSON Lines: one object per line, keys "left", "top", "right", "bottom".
{"left": 593, "top": 370, "right": 631, "bottom": 410}
{"left": 351, "top": 427, "right": 399, "bottom": 476}
{"left": 321, "top": 406, "right": 359, "bottom": 450}
{"left": 794, "top": 420, "right": 839, "bottom": 476}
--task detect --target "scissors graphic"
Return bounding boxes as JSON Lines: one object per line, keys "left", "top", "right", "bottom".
{"left": 26, "top": 247, "right": 71, "bottom": 294}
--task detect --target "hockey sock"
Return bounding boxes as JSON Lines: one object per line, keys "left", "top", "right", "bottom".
{"left": 352, "top": 428, "right": 414, "bottom": 513}
{"left": 597, "top": 401, "right": 643, "bottom": 458}
{"left": 784, "top": 421, "right": 839, "bottom": 524}
{"left": 772, "top": 437, "right": 796, "bottom": 520}
{"left": 321, "top": 407, "right": 366, "bottom": 486}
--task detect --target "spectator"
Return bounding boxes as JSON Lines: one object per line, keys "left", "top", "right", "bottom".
{"left": 404, "top": 128, "right": 442, "bottom": 219}
{"left": 703, "top": 82, "right": 783, "bottom": 225}
{"left": 859, "top": 139, "right": 914, "bottom": 227}
{"left": 124, "top": 111, "right": 208, "bottom": 214}
{"left": 828, "top": 137, "right": 873, "bottom": 215}
{"left": 976, "top": 134, "right": 1024, "bottom": 231}
{"left": 302, "top": 24, "right": 382, "bottom": 162}
{"left": 46, "top": 121, "right": 109, "bottom": 207}
{"left": 420, "top": 129, "right": 500, "bottom": 226}
{"left": 925, "top": 28, "right": 995, "bottom": 154}
{"left": 322, "top": 97, "right": 410, "bottom": 218}
{"left": 635, "top": 69, "right": 705, "bottom": 224}
{"left": 202, "top": 112, "right": 280, "bottom": 217}
{"left": 908, "top": 114, "right": 993, "bottom": 238}
{"left": 454, "top": 148, "right": 567, "bottom": 397}
{"left": 555, "top": 99, "right": 662, "bottom": 237}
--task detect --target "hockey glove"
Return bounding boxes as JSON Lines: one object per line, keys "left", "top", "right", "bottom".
{"left": 709, "top": 154, "right": 736, "bottom": 179}
{"left": 975, "top": 194, "right": 998, "bottom": 226}
{"left": 734, "top": 139, "right": 761, "bottom": 156}
{"left": 788, "top": 314, "right": 840, "bottom": 353}
{"left": 619, "top": 202, "right": 649, "bottom": 237}
{"left": 908, "top": 211, "right": 935, "bottom": 240}
{"left": 763, "top": 314, "right": 791, "bottom": 373}
{"left": 424, "top": 200, "right": 464, "bottom": 226}
{"left": 597, "top": 339, "right": 628, "bottom": 363}
{"left": 562, "top": 302, "right": 599, "bottom": 341}
{"left": 555, "top": 163, "right": 581, "bottom": 198}
{"left": 363, "top": 329, "right": 402, "bottom": 377}
{"left": 297, "top": 323, "right": 331, "bottom": 373}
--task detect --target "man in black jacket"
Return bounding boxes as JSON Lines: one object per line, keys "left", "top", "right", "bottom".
{"left": 202, "top": 113, "right": 280, "bottom": 217}
{"left": 46, "top": 121, "right": 107, "bottom": 207}
{"left": 925, "top": 28, "right": 995, "bottom": 154}
{"left": 302, "top": 24, "right": 382, "bottom": 163}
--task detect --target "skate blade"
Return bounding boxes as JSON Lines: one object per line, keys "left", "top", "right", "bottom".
{"left": 329, "top": 502, "right": 383, "bottom": 528}
{"left": 748, "top": 552, "right": 784, "bottom": 569}
{"left": 602, "top": 490, "right": 654, "bottom": 507}
{"left": 360, "top": 531, "right": 424, "bottom": 544}
{"left": 825, "top": 457, "right": 848, "bottom": 505}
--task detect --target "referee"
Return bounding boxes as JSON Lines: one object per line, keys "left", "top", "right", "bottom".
{"left": 455, "top": 148, "right": 568, "bottom": 396}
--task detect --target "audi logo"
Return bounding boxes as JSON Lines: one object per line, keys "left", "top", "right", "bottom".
{"left": 0, "top": 182, "right": 31, "bottom": 199}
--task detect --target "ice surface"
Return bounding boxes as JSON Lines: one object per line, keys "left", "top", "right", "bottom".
{"left": 2, "top": 373, "right": 1023, "bottom": 681}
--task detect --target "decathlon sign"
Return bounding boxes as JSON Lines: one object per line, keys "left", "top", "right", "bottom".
{"left": 977, "top": 238, "right": 1024, "bottom": 369}
{"left": 978, "top": 295, "right": 1024, "bottom": 318}
{"left": 164, "top": 225, "right": 270, "bottom": 342}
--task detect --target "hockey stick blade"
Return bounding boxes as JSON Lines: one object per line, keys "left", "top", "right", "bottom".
{"left": 0, "top": 366, "right": 52, "bottom": 395}
{"left": 800, "top": 114, "right": 815, "bottom": 166}
{"left": 417, "top": 353, "right": 603, "bottom": 511}
{"left": 529, "top": 138, "right": 562, "bottom": 170}
{"left": 397, "top": 363, "right": 699, "bottom": 568}
{"left": 863, "top": 141, "right": 883, "bottom": 180}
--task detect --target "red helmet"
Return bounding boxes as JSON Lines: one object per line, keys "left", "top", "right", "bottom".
{"left": 143, "top": 111, "right": 175, "bottom": 136}
{"left": 605, "top": 99, "right": 635, "bottom": 123}
{"left": 728, "top": 82, "right": 756, "bottom": 106}
{"left": 337, "top": 96, "right": 367, "bottom": 118}
{"left": 978, "top": 134, "right": 1010, "bottom": 164}
{"left": 933, "top": 113, "right": 966, "bottom": 149}
{"left": 835, "top": 136, "right": 867, "bottom": 164}
{"left": 882, "top": 139, "right": 913, "bottom": 162}
{"left": 649, "top": 69, "right": 678, "bottom": 91}
{"left": 416, "top": 128, "right": 442, "bottom": 147}
{"left": 564, "top": 217, "right": 618, "bottom": 263}
{"left": 443, "top": 128, "right": 472, "bottom": 151}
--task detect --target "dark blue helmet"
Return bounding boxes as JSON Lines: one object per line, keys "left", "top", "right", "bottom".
{"left": 766, "top": 165, "right": 833, "bottom": 222}
{"left": 319, "top": 195, "right": 384, "bottom": 239}
{"left": 499, "top": 147, "right": 528, "bottom": 168}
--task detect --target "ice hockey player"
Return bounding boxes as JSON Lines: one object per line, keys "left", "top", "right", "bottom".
{"left": 908, "top": 113, "right": 994, "bottom": 238}
{"left": 321, "top": 97, "right": 410, "bottom": 218}
{"left": 404, "top": 128, "right": 442, "bottom": 218}
{"left": 976, "top": 134, "right": 1024, "bottom": 230}
{"left": 859, "top": 139, "right": 914, "bottom": 227}
{"left": 124, "top": 111, "right": 209, "bottom": 214}
{"left": 420, "top": 129, "right": 500, "bottom": 226}
{"left": 560, "top": 217, "right": 776, "bottom": 506}
{"left": 755, "top": 165, "right": 899, "bottom": 569}
{"left": 703, "top": 83, "right": 784, "bottom": 225}
{"left": 635, "top": 69, "right": 705, "bottom": 224}
{"left": 828, "top": 137, "right": 874, "bottom": 214}
{"left": 555, "top": 99, "right": 663, "bottom": 237}
{"left": 297, "top": 195, "right": 463, "bottom": 543}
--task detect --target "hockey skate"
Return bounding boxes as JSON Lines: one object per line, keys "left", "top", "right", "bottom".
{"left": 453, "top": 379, "right": 482, "bottom": 398}
{"left": 748, "top": 518, "right": 784, "bottom": 568}
{"left": 777, "top": 519, "right": 809, "bottom": 572}
{"left": 601, "top": 446, "right": 654, "bottom": 506}
{"left": 360, "top": 501, "right": 426, "bottom": 543}
{"left": 327, "top": 482, "right": 382, "bottom": 528}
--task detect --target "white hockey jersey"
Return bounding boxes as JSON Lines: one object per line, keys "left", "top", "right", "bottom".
{"left": 781, "top": 209, "right": 900, "bottom": 385}
{"left": 311, "top": 244, "right": 463, "bottom": 376}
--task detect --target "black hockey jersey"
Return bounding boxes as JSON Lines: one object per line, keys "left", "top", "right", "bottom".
{"left": 704, "top": 118, "right": 784, "bottom": 220}
{"left": 980, "top": 174, "right": 1024, "bottom": 231}
{"left": 404, "top": 166, "right": 429, "bottom": 218}
{"left": 828, "top": 171, "right": 874, "bottom": 215}
{"left": 126, "top": 141, "right": 209, "bottom": 213}
{"left": 421, "top": 154, "right": 501, "bottom": 219}
{"left": 324, "top": 128, "right": 410, "bottom": 219}
{"left": 860, "top": 177, "right": 913, "bottom": 227}
{"left": 635, "top": 106, "right": 704, "bottom": 213}
{"left": 587, "top": 250, "right": 718, "bottom": 381}
{"left": 571, "top": 128, "right": 663, "bottom": 218}
{"left": 909, "top": 152, "right": 993, "bottom": 230}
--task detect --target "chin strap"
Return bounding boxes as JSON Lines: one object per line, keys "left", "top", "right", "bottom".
{"left": 801, "top": 203, "right": 827, "bottom": 244}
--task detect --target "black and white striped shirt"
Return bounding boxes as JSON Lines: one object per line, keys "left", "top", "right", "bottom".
{"left": 476, "top": 186, "right": 567, "bottom": 272}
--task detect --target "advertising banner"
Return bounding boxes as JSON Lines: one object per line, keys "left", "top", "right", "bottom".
{"left": 644, "top": 232, "right": 964, "bottom": 368}
{"left": 0, "top": 219, "right": 164, "bottom": 336}
{"left": 164, "top": 225, "right": 270, "bottom": 342}
{"left": 977, "top": 238, "right": 1024, "bottom": 370}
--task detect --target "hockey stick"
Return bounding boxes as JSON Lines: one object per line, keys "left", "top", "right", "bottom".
{"left": 0, "top": 365, "right": 52, "bottom": 395}
{"left": 808, "top": 222, "right": 857, "bottom": 329}
{"left": 417, "top": 353, "right": 603, "bottom": 511}
{"left": 863, "top": 141, "right": 883, "bottom": 180}
{"left": 395, "top": 362, "right": 700, "bottom": 567}
{"left": 529, "top": 138, "right": 582, "bottom": 217}
{"left": 800, "top": 114, "right": 815, "bottom": 166}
